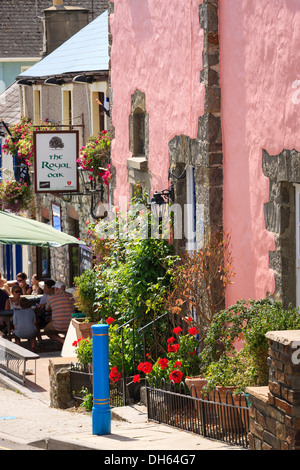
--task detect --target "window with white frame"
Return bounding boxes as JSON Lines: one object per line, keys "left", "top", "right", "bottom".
{"left": 62, "top": 85, "right": 73, "bottom": 129}
{"left": 90, "top": 82, "right": 108, "bottom": 136}
{"left": 33, "top": 86, "right": 42, "bottom": 125}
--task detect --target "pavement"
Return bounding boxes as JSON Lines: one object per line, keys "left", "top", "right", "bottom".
{"left": 0, "top": 340, "right": 246, "bottom": 452}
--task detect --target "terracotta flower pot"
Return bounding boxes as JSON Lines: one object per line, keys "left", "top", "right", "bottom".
{"left": 185, "top": 377, "right": 208, "bottom": 398}
{"left": 72, "top": 317, "right": 95, "bottom": 339}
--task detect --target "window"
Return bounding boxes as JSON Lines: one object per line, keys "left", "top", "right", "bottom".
{"left": 132, "top": 109, "right": 145, "bottom": 156}
{"left": 33, "top": 87, "right": 41, "bottom": 125}
{"left": 91, "top": 82, "right": 108, "bottom": 135}
{"left": 62, "top": 89, "right": 72, "bottom": 129}
{"left": 129, "top": 90, "right": 149, "bottom": 161}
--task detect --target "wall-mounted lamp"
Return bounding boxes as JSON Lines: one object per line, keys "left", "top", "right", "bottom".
{"left": 72, "top": 74, "right": 95, "bottom": 84}
{"left": 150, "top": 186, "right": 174, "bottom": 220}
{"left": 16, "top": 79, "right": 34, "bottom": 86}
{"left": 44, "top": 77, "right": 64, "bottom": 86}
{"left": 78, "top": 168, "right": 105, "bottom": 220}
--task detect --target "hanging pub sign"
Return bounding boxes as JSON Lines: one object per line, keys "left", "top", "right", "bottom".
{"left": 33, "top": 130, "right": 79, "bottom": 193}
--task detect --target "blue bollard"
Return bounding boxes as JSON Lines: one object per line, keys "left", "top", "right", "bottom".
{"left": 92, "top": 323, "right": 111, "bottom": 435}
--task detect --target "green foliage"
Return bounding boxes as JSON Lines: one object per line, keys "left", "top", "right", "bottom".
{"left": 73, "top": 337, "right": 93, "bottom": 365}
{"left": 108, "top": 322, "right": 143, "bottom": 376}
{"left": 74, "top": 269, "right": 100, "bottom": 322}
{"left": 204, "top": 346, "right": 259, "bottom": 393}
{"left": 200, "top": 298, "right": 300, "bottom": 390}
{"left": 79, "top": 387, "right": 93, "bottom": 412}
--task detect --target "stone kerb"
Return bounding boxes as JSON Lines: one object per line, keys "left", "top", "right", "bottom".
{"left": 247, "top": 330, "right": 300, "bottom": 450}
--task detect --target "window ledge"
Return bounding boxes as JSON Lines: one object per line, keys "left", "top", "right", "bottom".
{"left": 127, "top": 156, "right": 148, "bottom": 171}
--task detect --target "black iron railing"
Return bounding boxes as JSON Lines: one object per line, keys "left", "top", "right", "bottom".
{"left": 70, "top": 362, "right": 124, "bottom": 408}
{"left": 146, "top": 379, "right": 250, "bottom": 448}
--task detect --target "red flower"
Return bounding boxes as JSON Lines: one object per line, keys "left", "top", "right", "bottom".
{"left": 167, "top": 337, "right": 175, "bottom": 343}
{"left": 133, "top": 374, "right": 140, "bottom": 383}
{"left": 72, "top": 337, "right": 84, "bottom": 347}
{"left": 109, "top": 366, "right": 121, "bottom": 382}
{"left": 169, "top": 370, "right": 183, "bottom": 384}
{"left": 188, "top": 326, "right": 197, "bottom": 336}
{"left": 173, "top": 327, "right": 182, "bottom": 335}
{"left": 168, "top": 343, "right": 180, "bottom": 353}
{"left": 142, "top": 362, "right": 153, "bottom": 374}
{"left": 158, "top": 358, "right": 169, "bottom": 370}
{"left": 174, "top": 361, "right": 182, "bottom": 368}
{"left": 106, "top": 317, "right": 115, "bottom": 325}
{"left": 137, "top": 361, "right": 153, "bottom": 374}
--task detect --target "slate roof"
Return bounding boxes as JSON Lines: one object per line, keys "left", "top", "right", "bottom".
{"left": 0, "top": 0, "right": 108, "bottom": 58}
{"left": 0, "top": 83, "right": 21, "bottom": 125}
{"left": 18, "top": 10, "right": 109, "bottom": 79}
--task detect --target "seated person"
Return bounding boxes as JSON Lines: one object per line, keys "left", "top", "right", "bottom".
{"left": 12, "top": 297, "right": 37, "bottom": 351}
{"left": 0, "top": 272, "right": 11, "bottom": 295}
{"left": 5, "top": 285, "right": 22, "bottom": 310}
{"left": 44, "top": 281, "right": 75, "bottom": 345}
{"left": 0, "top": 287, "right": 9, "bottom": 331}
{"left": 31, "top": 274, "right": 43, "bottom": 295}
{"left": 36, "top": 279, "right": 55, "bottom": 309}
{"left": 16, "top": 272, "right": 32, "bottom": 295}
{"left": 0, "top": 286, "right": 9, "bottom": 311}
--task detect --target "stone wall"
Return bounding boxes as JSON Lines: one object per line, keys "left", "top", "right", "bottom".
{"left": 168, "top": 0, "right": 223, "bottom": 252}
{"left": 247, "top": 330, "right": 300, "bottom": 450}
{"left": 48, "top": 358, "right": 75, "bottom": 409}
{"left": 262, "top": 149, "right": 299, "bottom": 307}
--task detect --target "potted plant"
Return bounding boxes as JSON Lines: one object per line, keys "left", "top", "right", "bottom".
{"left": 77, "top": 131, "right": 111, "bottom": 183}
{"left": 0, "top": 179, "right": 33, "bottom": 213}
{"left": 73, "top": 268, "right": 101, "bottom": 338}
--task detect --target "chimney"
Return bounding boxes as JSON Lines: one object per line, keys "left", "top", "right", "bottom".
{"left": 42, "top": 1, "right": 89, "bottom": 57}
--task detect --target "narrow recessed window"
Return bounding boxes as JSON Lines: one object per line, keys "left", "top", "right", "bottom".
{"left": 62, "top": 90, "right": 72, "bottom": 129}
{"left": 92, "top": 91, "right": 106, "bottom": 135}
{"left": 34, "top": 90, "right": 41, "bottom": 125}
{"left": 133, "top": 109, "right": 145, "bottom": 156}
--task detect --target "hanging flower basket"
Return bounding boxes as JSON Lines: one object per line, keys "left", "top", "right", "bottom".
{"left": 0, "top": 179, "right": 33, "bottom": 213}
{"left": 2, "top": 116, "right": 56, "bottom": 167}
{"left": 77, "top": 131, "right": 111, "bottom": 184}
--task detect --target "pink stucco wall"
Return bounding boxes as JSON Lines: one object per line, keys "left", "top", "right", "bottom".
{"left": 110, "top": 0, "right": 205, "bottom": 209}
{"left": 220, "top": 0, "right": 300, "bottom": 305}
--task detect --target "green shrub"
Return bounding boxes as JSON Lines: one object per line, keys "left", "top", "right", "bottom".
{"left": 200, "top": 298, "right": 300, "bottom": 389}
{"left": 74, "top": 269, "right": 101, "bottom": 322}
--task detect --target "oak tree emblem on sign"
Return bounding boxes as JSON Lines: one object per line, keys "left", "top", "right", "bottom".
{"left": 49, "top": 136, "right": 64, "bottom": 149}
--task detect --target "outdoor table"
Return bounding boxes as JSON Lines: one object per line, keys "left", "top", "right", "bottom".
{"left": 0, "top": 310, "right": 14, "bottom": 337}
{"left": 22, "top": 295, "right": 43, "bottom": 307}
